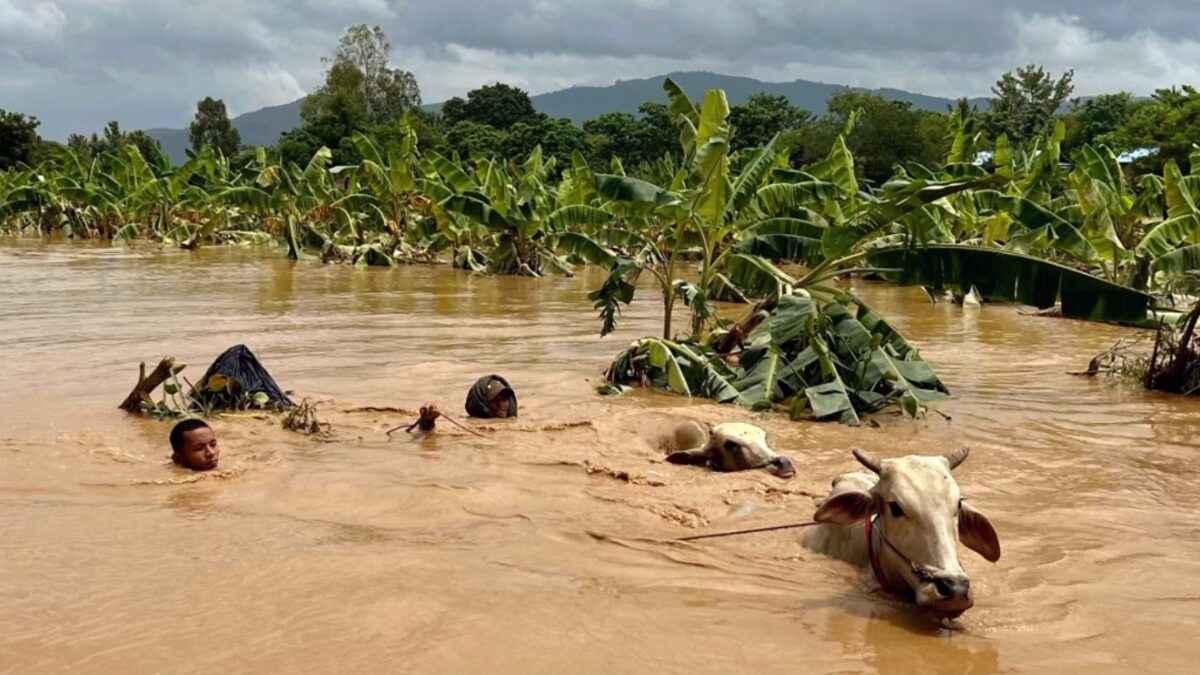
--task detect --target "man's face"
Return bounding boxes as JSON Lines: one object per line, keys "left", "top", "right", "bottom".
{"left": 487, "top": 396, "right": 510, "bottom": 417}
{"left": 175, "top": 427, "right": 220, "bottom": 471}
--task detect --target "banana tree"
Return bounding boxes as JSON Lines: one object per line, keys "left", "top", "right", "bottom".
{"left": 592, "top": 80, "right": 999, "bottom": 423}
{"left": 584, "top": 79, "right": 810, "bottom": 339}
{"left": 432, "top": 146, "right": 614, "bottom": 276}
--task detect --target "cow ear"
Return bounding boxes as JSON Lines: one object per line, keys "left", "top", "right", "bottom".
{"left": 813, "top": 490, "right": 874, "bottom": 525}
{"left": 959, "top": 501, "right": 1001, "bottom": 562}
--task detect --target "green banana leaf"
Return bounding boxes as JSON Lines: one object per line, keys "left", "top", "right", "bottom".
{"left": 441, "top": 194, "right": 511, "bottom": 230}
{"left": 594, "top": 173, "right": 682, "bottom": 209}
{"left": 607, "top": 292, "right": 948, "bottom": 424}
{"left": 867, "top": 244, "right": 1153, "bottom": 324}
{"left": 756, "top": 181, "right": 841, "bottom": 216}
{"left": 554, "top": 232, "right": 617, "bottom": 267}
{"left": 1152, "top": 244, "right": 1200, "bottom": 277}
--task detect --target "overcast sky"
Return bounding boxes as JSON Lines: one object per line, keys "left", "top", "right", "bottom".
{"left": 5, "top": 0, "right": 1200, "bottom": 140}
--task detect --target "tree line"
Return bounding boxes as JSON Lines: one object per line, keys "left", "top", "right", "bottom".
{"left": 3, "top": 25, "right": 1199, "bottom": 183}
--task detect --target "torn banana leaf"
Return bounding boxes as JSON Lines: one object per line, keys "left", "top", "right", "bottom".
{"left": 605, "top": 292, "right": 950, "bottom": 424}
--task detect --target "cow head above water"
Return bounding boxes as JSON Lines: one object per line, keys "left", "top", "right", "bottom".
{"left": 811, "top": 447, "right": 1000, "bottom": 618}
{"left": 666, "top": 422, "right": 796, "bottom": 478}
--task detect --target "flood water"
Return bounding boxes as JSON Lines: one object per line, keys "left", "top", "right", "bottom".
{"left": 2, "top": 239, "right": 1199, "bottom": 674}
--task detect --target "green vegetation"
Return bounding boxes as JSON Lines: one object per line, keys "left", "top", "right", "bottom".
{"left": 189, "top": 97, "right": 240, "bottom": 158}
{"left": 0, "top": 110, "right": 45, "bottom": 170}
{"left": 3, "top": 26, "right": 1200, "bottom": 415}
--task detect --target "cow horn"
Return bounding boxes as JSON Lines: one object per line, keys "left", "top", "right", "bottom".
{"left": 852, "top": 448, "right": 882, "bottom": 474}
{"left": 943, "top": 446, "right": 970, "bottom": 470}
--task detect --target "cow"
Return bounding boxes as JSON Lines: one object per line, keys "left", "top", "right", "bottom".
{"left": 802, "top": 447, "right": 1000, "bottom": 618}
{"left": 665, "top": 421, "right": 796, "bottom": 479}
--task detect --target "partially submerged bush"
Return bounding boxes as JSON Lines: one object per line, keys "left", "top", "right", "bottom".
{"left": 282, "top": 398, "right": 331, "bottom": 435}
{"left": 605, "top": 291, "right": 950, "bottom": 425}
{"left": 1144, "top": 300, "right": 1200, "bottom": 394}
{"left": 1084, "top": 299, "right": 1200, "bottom": 396}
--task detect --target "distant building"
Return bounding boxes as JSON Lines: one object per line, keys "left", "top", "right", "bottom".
{"left": 1116, "top": 147, "right": 1159, "bottom": 164}
{"left": 329, "top": 165, "right": 357, "bottom": 189}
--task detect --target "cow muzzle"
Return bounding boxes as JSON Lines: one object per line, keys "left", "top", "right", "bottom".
{"left": 916, "top": 573, "right": 973, "bottom": 618}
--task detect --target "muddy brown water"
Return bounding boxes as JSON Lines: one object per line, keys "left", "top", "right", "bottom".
{"left": 2, "top": 239, "right": 1199, "bottom": 674}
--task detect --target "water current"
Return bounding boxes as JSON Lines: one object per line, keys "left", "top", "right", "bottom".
{"left": 2, "top": 240, "right": 1198, "bottom": 673}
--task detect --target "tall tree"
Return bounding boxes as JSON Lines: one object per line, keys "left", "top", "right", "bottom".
{"left": 287, "top": 61, "right": 368, "bottom": 165}
{"left": 446, "top": 120, "right": 506, "bottom": 159}
{"left": 457, "top": 83, "right": 538, "bottom": 129}
{"left": 1118, "top": 85, "right": 1200, "bottom": 172}
{"left": 633, "top": 102, "right": 680, "bottom": 162}
{"left": 1062, "top": 92, "right": 1135, "bottom": 152}
{"left": 69, "top": 121, "right": 163, "bottom": 163}
{"left": 583, "top": 112, "right": 643, "bottom": 164}
{"left": 728, "top": 93, "right": 812, "bottom": 151}
{"left": 439, "top": 96, "right": 468, "bottom": 126}
{"left": 986, "top": 64, "right": 1074, "bottom": 146}
{"left": 188, "top": 97, "right": 241, "bottom": 156}
{"left": 504, "top": 115, "right": 588, "bottom": 167}
{"left": 798, "top": 91, "right": 941, "bottom": 185}
{"left": 0, "top": 109, "right": 42, "bottom": 170}
{"left": 317, "top": 24, "right": 421, "bottom": 125}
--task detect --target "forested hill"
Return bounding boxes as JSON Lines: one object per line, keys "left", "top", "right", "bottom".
{"left": 519, "top": 71, "right": 988, "bottom": 124}
{"left": 147, "top": 70, "right": 988, "bottom": 162}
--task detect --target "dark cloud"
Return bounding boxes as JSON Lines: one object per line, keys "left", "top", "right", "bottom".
{"left": 2, "top": 0, "right": 1199, "bottom": 140}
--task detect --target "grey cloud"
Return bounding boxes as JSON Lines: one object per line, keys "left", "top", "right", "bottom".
{"left": 3, "top": 0, "right": 1199, "bottom": 140}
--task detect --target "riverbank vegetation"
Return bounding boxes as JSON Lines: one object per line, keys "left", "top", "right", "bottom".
{"left": 3, "top": 25, "right": 1199, "bottom": 416}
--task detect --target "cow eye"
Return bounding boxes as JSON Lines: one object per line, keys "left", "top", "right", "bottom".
{"left": 888, "top": 501, "right": 905, "bottom": 518}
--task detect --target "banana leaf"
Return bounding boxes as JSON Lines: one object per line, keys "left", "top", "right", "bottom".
{"left": 805, "top": 134, "right": 858, "bottom": 198}
{"left": 427, "top": 152, "right": 479, "bottom": 193}
{"left": 717, "top": 252, "right": 795, "bottom": 299}
{"left": 606, "top": 292, "right": 947, "bottom": 424}
{"left": 1134, "top": 214, "right": 1200, "bottom": 260}
{"left": 731, "top": 344, "right": 785, "bottom": 408}
{"left": 727, "top": 134, "right": 785, "bottom": 216}
{"left": 546, "top": 204, "right": 613, "bottom": 232}
{"left": 595, "top": 173, "right": 682, "bottom": 209}
{"left": 867, "top": 244, "right": 1152, "bottom": 324}
{"left": 1152, "top": 244, "right": 1200, "bottom": 276}
{"left": 441, "top": 194, "right": 511, "bottom": 230}
{"left": 734, "top": 232, "right": 824, "bottom": 265}
{"left": 756, "top": 181, "right": 841, "bottom": 216}
{"left": 554, "top": 232, "right": 617, "bottom": 267}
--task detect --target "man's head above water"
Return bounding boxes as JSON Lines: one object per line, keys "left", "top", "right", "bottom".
{"left": 465, "top": 375, "right": 518, "bottom": 419}
{"left": 170, "top": 418, "right": 220, "bottom": 471}
{"left": 484, "top": 380, "right": 512, "bottom": 417}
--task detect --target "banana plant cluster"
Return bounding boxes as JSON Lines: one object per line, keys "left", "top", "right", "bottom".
{"left": 606, "top": 290, "right": 949, "bottom": 426}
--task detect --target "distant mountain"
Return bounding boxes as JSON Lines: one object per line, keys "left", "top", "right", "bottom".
{"left": 147, "top": 71, "right": 988, "bottom": 163}
{"left": 523, "top": 71, "right": 988, "bottom": 124}
{"left": 147, "top": 99, "right": 303, "bottom": 163}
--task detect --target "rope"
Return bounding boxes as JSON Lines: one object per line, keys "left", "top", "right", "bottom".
{"left": 674, "top": 520, "right": 819, "bottom": 542}
{"left": 440, "top": 411, "right": 487, "bottom": 438}
{"left": 385, "top": 407, "right": 487, "bottom": 438}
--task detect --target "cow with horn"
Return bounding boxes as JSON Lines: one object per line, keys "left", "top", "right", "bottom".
{"left": 803, "top": 447, "right": 1001, "bottom": 618}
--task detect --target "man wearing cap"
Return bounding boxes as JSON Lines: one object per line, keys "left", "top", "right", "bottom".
{"left": 465, "top": 374, "right": 518, "bottom": 418}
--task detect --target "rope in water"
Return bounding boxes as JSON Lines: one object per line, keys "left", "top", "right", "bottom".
{"left": 674, "top": 521, "right": 819, "bottom": 542}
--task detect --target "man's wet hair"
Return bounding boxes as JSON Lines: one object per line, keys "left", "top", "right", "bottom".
{"left": 170, "top": 418, "right": 211, "bottom": 452}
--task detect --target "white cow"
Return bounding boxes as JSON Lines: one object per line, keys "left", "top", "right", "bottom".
{"left": 803, "top": 447, "right": 1000, "bottom": 618}
{"left": 666, "top": 421, "right": 796, "bottom": 479}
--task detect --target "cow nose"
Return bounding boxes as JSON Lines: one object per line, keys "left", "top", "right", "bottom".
{"left": 933, "top": 576, "right": 970, "bottom": 600}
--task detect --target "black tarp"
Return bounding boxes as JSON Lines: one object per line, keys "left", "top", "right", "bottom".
{"left": 193, "top": 344, "right": 294, "bottom": 409}
{"left": 465, "top": 374, "right": 517, "bottom": 418}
